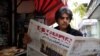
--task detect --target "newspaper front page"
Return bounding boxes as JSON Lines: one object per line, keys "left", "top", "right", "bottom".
{"left": 27, "top": 19, "right": 100, "bottom": 56}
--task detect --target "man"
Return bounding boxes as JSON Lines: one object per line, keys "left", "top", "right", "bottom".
{"left": 54, "top": 7, "right": 83, "bottom": 36}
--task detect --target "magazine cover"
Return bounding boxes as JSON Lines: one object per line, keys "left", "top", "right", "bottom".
{"left": 27, "top": 19, "right": 75, "bottom": 56}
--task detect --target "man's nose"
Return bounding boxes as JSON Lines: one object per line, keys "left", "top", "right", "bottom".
{"left": 63, "top": 18, "right": 67, "bottom": 22}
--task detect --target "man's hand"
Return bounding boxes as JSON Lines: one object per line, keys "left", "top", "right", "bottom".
{"left": 23, "top": 33, "right": 32, "bottom": 48}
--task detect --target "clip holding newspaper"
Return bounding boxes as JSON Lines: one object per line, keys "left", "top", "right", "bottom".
{"left": 27, "top": 19, "right": 100, "bottom": 56}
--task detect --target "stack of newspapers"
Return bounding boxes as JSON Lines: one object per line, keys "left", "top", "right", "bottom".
{"left": 27, "top": 19, "right": 100, "bottom": 56}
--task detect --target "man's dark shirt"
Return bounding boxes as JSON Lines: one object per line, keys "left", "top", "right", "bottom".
{"left": 55, "top": 25, "right": 83, "bottom": 36}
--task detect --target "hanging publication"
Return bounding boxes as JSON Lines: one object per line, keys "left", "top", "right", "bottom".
{"left": 27, "top": 19, "right": 100, "bottom": 56}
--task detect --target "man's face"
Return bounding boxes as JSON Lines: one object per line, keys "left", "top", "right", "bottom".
{"left": 57, "top": 13, "right": 70, "bottom": 30}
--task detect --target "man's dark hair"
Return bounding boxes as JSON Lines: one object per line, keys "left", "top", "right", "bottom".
{"left": 55, "top": 7, "right": 73, "bottom": 22}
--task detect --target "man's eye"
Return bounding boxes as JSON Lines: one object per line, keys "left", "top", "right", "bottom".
{"left": 61, "top": 17, "right": 64, "bottom": 19}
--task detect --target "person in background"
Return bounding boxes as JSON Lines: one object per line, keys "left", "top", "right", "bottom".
{"left": 54, "top": 6, "right": 83, "bottom": 36}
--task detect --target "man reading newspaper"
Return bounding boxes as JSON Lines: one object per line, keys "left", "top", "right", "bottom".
{"left": 23, "top": 6, "right": 83, "bottom": 47}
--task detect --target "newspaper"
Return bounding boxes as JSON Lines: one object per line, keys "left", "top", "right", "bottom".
{"left": 27, "top": 19, "right": 100, "bottom": 56}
